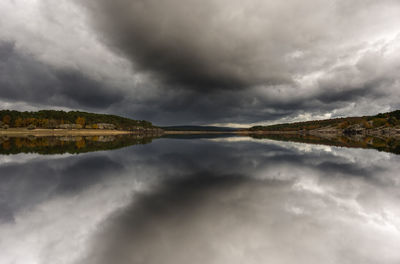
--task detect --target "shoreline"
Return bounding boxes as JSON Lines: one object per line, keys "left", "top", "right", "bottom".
{"left": 164, "top": 130, "right": 303, "bottom": 135}
{"left": 163, "top": 131, "right": 239, "bottom": 135}
{"left": 0, "top": 128, "right": 141, "bottom": 137}
{"left": 0, "top": 129, "right": 300, "bottom": 137}
{"left": 2, "top": 128, "right": 399, "bottom": 138}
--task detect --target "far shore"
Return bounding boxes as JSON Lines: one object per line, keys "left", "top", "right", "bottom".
{"left": 0, "top": 128, "right": 302, "bottom": 137}
{"left": 164, "top": 130, "right": 238, "bottom": 135}
{"left": 165, "top": 129, "right": 400, "bottom": 137}
{"left": 3, "top": 128, "right": 399, "bottom": 138}
{"left": 163, "top": 130, "right": 300, "bottom": 135}
{"left": 0, "top": 128, "right": 141, "bottom": 137}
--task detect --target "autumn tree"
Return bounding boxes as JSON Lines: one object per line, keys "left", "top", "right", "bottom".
{"left": 48, "top": 119, "right": 58, "bottom": 129}
{"left": 362, "top": 120, "right": 372, "bottom": 129}
{"left": 76, "top": 117, "right": 85, "bottom": 127}
{"left": 2, "top": 115, "right": 11, "bottom": 125}
{"left": 14, "top": 118, "right": 23, "bottom": 127}
{"left": 38, "top": 118, "right": 49, "bottom": 128}
{"left": 75, "top": 139, "right": 86, "bottom": 149}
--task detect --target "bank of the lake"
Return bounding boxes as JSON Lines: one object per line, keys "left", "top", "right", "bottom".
{"left": 0, "top": 128, "right": 149, "bottom": 137}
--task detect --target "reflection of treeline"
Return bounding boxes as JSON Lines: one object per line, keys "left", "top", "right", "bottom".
{"left": 250, "top": 110, "right": 400, "bottom": 131}
{"left": 0, "top": 135, "right": 157, "bottom": 155}
{"left": 251, "top": 134, "right": 400, "bottom": 155}
{"left": 0, "top": 110, "right": 155, "bottom": 130}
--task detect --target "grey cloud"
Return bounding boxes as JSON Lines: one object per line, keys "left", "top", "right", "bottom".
{"left": 79, "top": 0, "right": 400, "bottom": 90}
{"left": 73, "top": 0, "right": 400, "bottom": 125}
{"left": 0, "top": 42, "right": 123, "bottom": 110}
{"left": 1, "top": 0, "right": 400, "bottom": 125}
{"left": 79, "top": 0, "right": 293, "bottom": 89}
{"left": 55, "top": 71, "right": 124, "bottom": 108}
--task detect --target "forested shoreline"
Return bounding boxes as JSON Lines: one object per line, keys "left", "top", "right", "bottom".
{"left": 0, "top": 110, "right": 156, "bottom": 131}
{"left": 249, "top": 110, "right": 400, "bottom": 134}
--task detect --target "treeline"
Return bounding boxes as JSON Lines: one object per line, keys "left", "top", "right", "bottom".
{"left": 250, "top": 110, "right": 400, "bottom": 131}
{"left": 0, "top": 110, "right": 155, "bottom": 130}
{"left": 163, "top": 126, "right": 239, "bottom": 131}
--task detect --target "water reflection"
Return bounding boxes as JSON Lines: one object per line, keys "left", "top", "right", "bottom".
{"left": 251, "top": 133, "right": 400, "bottom": 155}
{"left": 0, "top": 136, "right": 399, "bottom": 264}
{"left": 0, "top": 135, "right": 156, "bottom": 154}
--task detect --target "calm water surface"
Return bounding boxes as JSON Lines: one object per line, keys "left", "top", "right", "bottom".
{"left": 1, "top": 136, "right": 400, "bottom": 264}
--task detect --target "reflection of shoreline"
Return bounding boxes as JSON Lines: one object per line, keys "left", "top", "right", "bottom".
{"left": 3, "top": 130, "right": 400, "bottom": 156}
{"left": 165, "top": 129, "right": 400, "bottom": 137}
{"left": 0, "top": 134, "right": 160, "bottom": 155}
{"left": 0, "top": 128, "right": 164, "bottom": 137}
{"left": 250, "top": 133, "right": 400, "bottom": 155}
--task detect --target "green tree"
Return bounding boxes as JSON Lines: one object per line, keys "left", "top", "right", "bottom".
{"left": 388, "top": 116, "right": 399, "bottom": 126}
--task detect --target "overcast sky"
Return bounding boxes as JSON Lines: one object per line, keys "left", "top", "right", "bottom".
{"left": 1, "top": 0, "right": 400, "bottom": 126}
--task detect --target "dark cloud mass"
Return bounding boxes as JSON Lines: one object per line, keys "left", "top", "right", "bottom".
{"left": 79, "top": 0, "right": 400, "bottom": 88}
{"left": 0, "top": 41, "right": 123, "bottom": 110}
{"left": 1, "top": 0, "right": 400, "bottom": 125}
{"left": 80, "top": 0, "right": 293, "bottom": 89}
{"left": 77, "top": 0, "right": 400, "bottom": 124}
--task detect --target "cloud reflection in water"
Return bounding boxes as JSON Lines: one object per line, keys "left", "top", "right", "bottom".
{"left": 0, "top": 137, "right": 399, "bottom": 264}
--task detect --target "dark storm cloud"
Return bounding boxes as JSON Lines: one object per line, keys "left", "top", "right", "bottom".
{"left": 72, "top": 0, "right": 400, "bottom": 125}
{"left": 0, "top": 41, "right": 14, "bottom": 60}
{"left": 78, "top": 0, "right": 400, "bottom": 90}
{"left": 0, "top": 41, "right": 123, "bottom": 109}
{"left": 79, "top": 0, "right": 293, "bottom": 90}
{"left": 128, "top": 88, "right": 339, "bottom": 125}
{"left": 55, "top": 72, "right": 124, "bottom": 108}
{"left": 117, "top": 88, "right": 303, "bottom": 125}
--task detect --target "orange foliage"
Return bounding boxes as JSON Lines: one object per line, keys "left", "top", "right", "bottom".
{"left": 76, "top": 117, "right": 86, "bottom": 126}
{"left": 14, "top": 118, "right": 23, "bottom": 127}
{"left": 75, "top": 139, "right": 86, "bottom": 149}
{"left": 2, "top": 115, "right": 11, "bottom": 125}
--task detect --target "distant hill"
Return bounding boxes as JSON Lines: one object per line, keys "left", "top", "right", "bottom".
{"left": 162, "top": 126, "right": 240, "bottom": 132}
{"left": 0, "top": 110, "right": 157, "bottom": 130}
{"left": 250, "top": 110, "right": 400, "bottom": 134}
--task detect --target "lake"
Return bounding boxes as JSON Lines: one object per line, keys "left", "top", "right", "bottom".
{"left": 1, "top": 135, "right": 400, "bottom": 264}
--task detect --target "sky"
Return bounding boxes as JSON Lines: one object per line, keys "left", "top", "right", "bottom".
{"left": 1, "top": 0, "right": 400, "bottom": 126}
